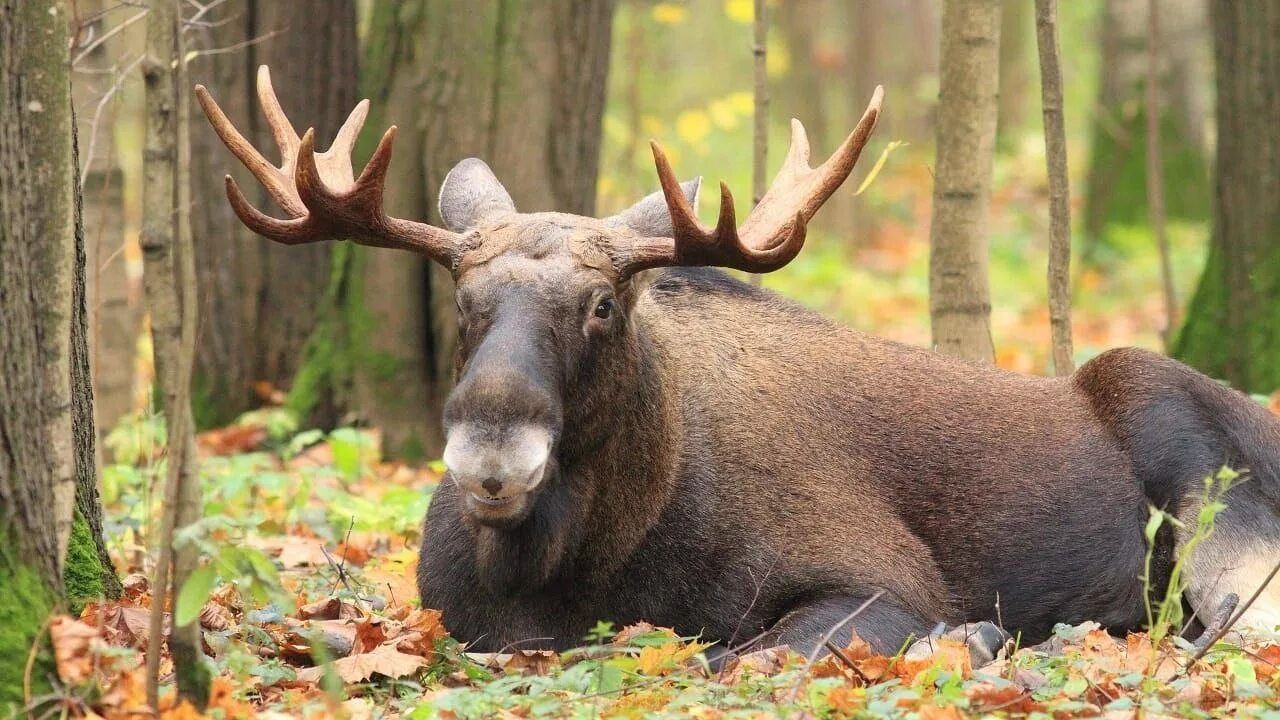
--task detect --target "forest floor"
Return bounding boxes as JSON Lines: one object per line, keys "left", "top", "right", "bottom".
{"left": 32, "top": 409, "right": 1280, "bottom": 719}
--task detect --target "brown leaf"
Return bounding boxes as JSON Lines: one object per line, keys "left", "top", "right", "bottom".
{"left": 49, "top": 616, "right": 99, "bottom": 685}
{"left": 965, "top": 683, "right": 1041, "bottom": 714}
{"left": 121, "top": 573, "right": 150, "bottom": 603}
{"left": 197, "top": 424, "right": 268, "bottom": 456}
{"left": 297, "top": 596, "right": 363, "bottom": 621}
{"left": 296, "top": 643, "right": 428, "bottom": 684}
{"left": 504, "top": 649, "right": 559, "bottom": 676}
{"left": 284, "top": 619, "right": 357, "bottom": 659}
{"left": 613, "top": 621, "right": 661, "bottom": 645}
{"left": 895, "top": 637, "right": 971, "bottom": 684}
{"left": 199, "top": 602, "right": 233, "bottom": 631}
{"left": 352, "top": 617, "right": 389, "bottom": 655}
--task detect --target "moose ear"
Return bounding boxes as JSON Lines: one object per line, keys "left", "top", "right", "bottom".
{"left": 438, "top": 158, "right": 517, "bottom": 232}
{"left": 605, "top": 178, "right": 701, "bottom": 237}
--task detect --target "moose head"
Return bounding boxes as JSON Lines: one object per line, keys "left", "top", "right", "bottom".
{"left": 196, "top": 66, "right": 883, "bottom": 529}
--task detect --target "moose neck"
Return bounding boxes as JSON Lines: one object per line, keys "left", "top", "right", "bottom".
{"left": 470, "top": 315, "right": 680, "bottom": 596}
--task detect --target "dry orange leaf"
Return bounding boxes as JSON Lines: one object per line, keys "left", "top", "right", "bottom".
{"left": 296, "top": 643, "right": 428, "bottom": 684}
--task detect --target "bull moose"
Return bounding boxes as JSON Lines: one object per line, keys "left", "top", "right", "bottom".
{"left": 197, "top": 67, "right": 1280, "bottom": 663}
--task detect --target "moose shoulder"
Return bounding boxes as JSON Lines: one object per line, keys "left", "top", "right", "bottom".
{"left": 199, "top": 68, "right": 1280, "bottom": 661}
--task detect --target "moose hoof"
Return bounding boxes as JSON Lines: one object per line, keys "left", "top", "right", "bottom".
{"left": 904, "top": 621, "right": 1010, "bottom": 668}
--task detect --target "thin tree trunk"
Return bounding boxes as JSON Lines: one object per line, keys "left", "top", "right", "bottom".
{"left": 929, "top": 0, "right": 1000, "bottom": 364}
{"left": 1146, "top": 0, "right": 1178, "bottom": 349}
{"left": 141, "top": 0, "right": 208, "bottom": 707}
{"left": 751, "top": 0, "right": 768, "bottom": 286}
{"left": 1175, "top": 2, "right": 1280, "bottom": 392}
{"left": 1035, "top": 0, "right": 1074, "bottom": 375}
{"left": 0, "top": 0, "right": 109, "bottom": 708}
{"left": 358, "top": 0, "right": 616, "bottom": 458}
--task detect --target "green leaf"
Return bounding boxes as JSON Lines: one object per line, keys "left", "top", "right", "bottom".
{"left": 175, "top": 564, "right": 218, "bottom": 626}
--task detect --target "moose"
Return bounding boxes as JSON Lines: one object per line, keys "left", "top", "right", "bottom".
{"left": 198, "top": 67, "right": 1280, "bottom": 663}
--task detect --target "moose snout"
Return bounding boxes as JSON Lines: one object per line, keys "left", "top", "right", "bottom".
{"left": 442, "top": 423, "right": 553, "bottom": 511}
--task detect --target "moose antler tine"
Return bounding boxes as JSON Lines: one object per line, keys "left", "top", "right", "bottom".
{"left": 714, "top": 181, "right": 738, "bottom": 243}
{"left": 330, "top": 99, "right": 370, "bottom": 157}
{"left": 224, "top": 175, "right": 309, "bottom": 242}
{"left": 783, "top": 119, "right": 813, "bottom": 172}
{"left": 356, "top": 126, "right": 398, "bottom": 188}
{"left": 195, "top": 84, "right": 277, "bottom": 182}
{"left": 649, "top": 140, "right": 697, "bottom": 221}
{"left": 294, "top": 127, "right": 344, "bottom": 205}
{"left": 817, "top": 85, "right": 883, "bottom": 178}
{"left": 256, "top": 65, "right": 300, "bottom": 157}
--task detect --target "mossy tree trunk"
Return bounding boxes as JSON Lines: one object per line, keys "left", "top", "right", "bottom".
{"left": 188, "top": 0, "right": 359, "bottom": 428}
{"left": 1081, "top": 0, "right": 1210, "bottom": 257}
{"left": 352, "top": 0, "right": 616, "bottom": 458}
{"left": 1174, "top": 2, "right": 1280, "bottom": 393}
{"left": 1, "top": 0, "right": 117, "bottom": 711}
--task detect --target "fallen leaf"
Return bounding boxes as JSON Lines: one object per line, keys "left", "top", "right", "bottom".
{"left": 296, "top": 643, "right": 428, "bottom": 684}
{"left": 504, "top": 649, "right": 559, "bottom": 676}
{"left": 297, "top": 596, "right": 363, "bottom": 621}
{"left": 49, "top": 615, "right": 99, "bottom": 685}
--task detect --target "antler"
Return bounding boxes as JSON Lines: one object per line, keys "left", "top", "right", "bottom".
{"left": 195, "top": 65, "right": 463, "bottom": 265}
{"left": 613, "top": 86, "right": 884, "bottom": 277}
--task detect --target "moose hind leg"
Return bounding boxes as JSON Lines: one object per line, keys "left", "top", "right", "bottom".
{"left": 765, "top": 592, "right": 935, "bottom": 658}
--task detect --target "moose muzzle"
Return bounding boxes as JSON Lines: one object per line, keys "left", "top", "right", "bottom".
{"left": 442, "top": 423, "right": 553, "bottom": 524}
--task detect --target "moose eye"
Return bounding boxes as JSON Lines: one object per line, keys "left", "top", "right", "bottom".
{"left": 593, "top": 299, "right": 614, "bottom": 320}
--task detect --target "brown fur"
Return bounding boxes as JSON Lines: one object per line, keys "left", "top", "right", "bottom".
{"left": 416, "top": 211, "right": 1280, "bottom": 657}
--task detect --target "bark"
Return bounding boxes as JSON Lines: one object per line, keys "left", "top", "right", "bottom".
{"left": 998, "top": 0, "right": 1033, "bottom": 144}
{"left": 751, "top": 0, "right": 768, "bottom": 286}
{"left": 1, "top": 0, "right": 113, "bottom": 708}
{"left": 72, "top": 0, "right": 145, "bottom": 441}
{"left": 1146, "top": 0, "right": 1178, "bottom": 348}
{"left": 928, "top": 0, "right": 1000, "bottom": 364}
{"left": 141, "top": 0, "right": 208, "bottom": 706}
{"left": 188, "top": 0, "right": 359, "bottom": 428}
{"left": 357, "top": 0, "right": 616, "bottom": 458}
{"left": 1035, "top": 0, "right": 1074, "bottom": 375}
{"left": 1175, "top": 2, "right": 1280, "bottom": 393}
{"left": 1081, "top": 0, "right": 1210, "bottom": 253}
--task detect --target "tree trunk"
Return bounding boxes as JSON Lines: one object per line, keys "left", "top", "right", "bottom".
{"left": 72, "top": 0, "right": 145, "bottom": 442}
{"left": 1, "top": 0, "right": 115, "bottom": 708}
{"left": 355, "top": 0, "right": 616, "bottom": 458}
{"left": 998, "top": 0, "right": 1033, "bottom": 145}
{"left": 141, "top": 0, "right": 208, "bottom": 705}
{"left": 1174, "top": 2, "right": 1280, "bottom": 393}
{"left": 928, "top": 0, "right": 1000, "bottom": 364}
{"left": 1081, "top": 0, "right": 1210, "bottom": 254}
{"left": 188, "top": 0, "right": 359, "bottom": 428}
{"left": 1035, "top": 0, "right": 1074, "bottom": 375}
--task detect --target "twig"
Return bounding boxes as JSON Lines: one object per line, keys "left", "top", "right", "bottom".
{"left": 80, "top": 55, "right": 145, "bottom": 188}
{"left": 784, "top": 590, "right": 887, "bottom": 704}
{"left": 1193, "top": 592, "right": 1239, "bottom": 652}
{"left": 1185, "top": 559, "right": 1280, "bottom": 668}
{"left": 822, "top": 639, "right": 871, "bottom": 684}
{"left": 73, "top": 8, "right": 148, "bottom": 66}
{"left": 189, "top": 29, "right": 283, "bottom": 58}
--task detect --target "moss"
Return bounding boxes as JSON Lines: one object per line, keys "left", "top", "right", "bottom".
{"left": 62, "top": 511, "right": 105, "bottom": 613}
{"left": 1176, "top": 206, "right": 1280, "bottom": 393}
{"left": 1083, "top": 101, "right": 1209, "bottom": 252}
{"left": 0, "top": 522, "right": 56, "bottom": 716}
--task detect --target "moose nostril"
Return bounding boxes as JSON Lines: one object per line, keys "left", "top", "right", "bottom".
{"left": 481, "top": 477, "right": 503, "bottom": 495}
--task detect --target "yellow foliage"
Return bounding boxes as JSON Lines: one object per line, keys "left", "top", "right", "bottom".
{"left": 724, "top": 0, "right": 753, "bottom": 23}
{"left": 651, "top": 3, "right": 688, "bottom": 25}
{"left": 766, "top": 34, "right": 790, "bottom": 77}
{"left": 676, "top": 109, "right": 712, "bottom": 145}
{"left": 708, "top": 98, "right": 740, "bottom": 130}
{"left": 726, "top": 91, "right": 754, "bottom": 115}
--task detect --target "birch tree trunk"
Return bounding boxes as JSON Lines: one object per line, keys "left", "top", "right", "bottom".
{"left": 928, "top": 0, "right": 1000, "bottom": 364}
{"left": 1, "top": 0, "right": 116, "bottom": 708}
{"left": 1175, "top": 2, "right": 1280, "bottom": 393}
